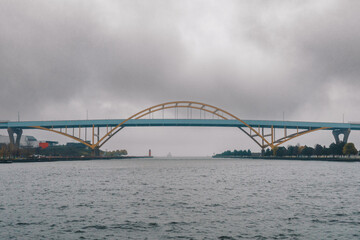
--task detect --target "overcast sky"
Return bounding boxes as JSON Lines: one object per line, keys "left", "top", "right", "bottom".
{"left": 1, "top": 0, "right": 360, "bottom": 156}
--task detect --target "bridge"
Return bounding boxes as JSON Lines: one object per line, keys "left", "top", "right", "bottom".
{"left": 1, "top": 101, "right": 358, "bottom": 155}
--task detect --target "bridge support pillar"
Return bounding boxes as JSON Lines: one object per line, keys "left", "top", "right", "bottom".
{"left": 7, "top": 127, "right": 23, "bottom": 156}
{"left": 332, "top": 129, "right": 351, "bottom": 144}
{"left": 7, "top": 128, "right": 23, "bottom": 148}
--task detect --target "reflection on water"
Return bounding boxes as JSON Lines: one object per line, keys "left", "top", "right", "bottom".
{"left": 0, "top": 158, "right": 359, "bottom": 239}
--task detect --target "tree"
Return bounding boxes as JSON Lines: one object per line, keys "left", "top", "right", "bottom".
{"left": 314, "top": 144, "right": 323, "bottom": 157}
{"left": 329, "top": 142, "right": 346, "bottom": 156}
{"left": 287, "top": 145, "right": 296, "bottom": 156}
{"left": 343, "top": 143, "right": 358, "bottom": 156}
{"left": 322, "top": 145, "right": 330, "bottom": 156}
{"left": 329, "top": 143, "right": 337, "bottom": 157}
{"left": 0, "top": 144, "right": 11, "bottom": 159}
{"left": 264, "top": 148, "right": 272, "bottom": 156}
{"left": 117, "top": 149, "right": 128, "bottom": 156}
{"left": 0, "top": 144, "right": 6, "bottom": 158}
{"left": 106, "top": 149, "right": 128, "bottom": 157}
{"left": 301, "top": 146, "right": 314, "bottom": 157}
{"left": 294, "top": 145, "right": 301, "bottom": 156}
{"left": 275, "top": 146, "right": 287, "bottom": 157}
{"left": 298, "top": 146, "right": 305, "bottom": 156}
{"left": 272, "top": 146, "right": 279, "bottom": 156}
{"left": 247, "top": 149, "right": 251, "bottom": 156}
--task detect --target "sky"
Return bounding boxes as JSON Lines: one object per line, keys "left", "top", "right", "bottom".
{"left": 1, "top": 0, "right": 360, "bottom": 156}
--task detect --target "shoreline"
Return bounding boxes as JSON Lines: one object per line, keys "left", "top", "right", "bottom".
{"left": 0, "top": 156, "right": 153, "bottom": 163}
{"left": 2, "top": 155, "right": 360, "bottom": 163}
{"left": 212, "top": 155, "right": 360, "bottom": 162}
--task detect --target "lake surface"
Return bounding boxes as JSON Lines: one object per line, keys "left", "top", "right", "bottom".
{"left": 0, "top": 158, "right": 359, "bottom": 239}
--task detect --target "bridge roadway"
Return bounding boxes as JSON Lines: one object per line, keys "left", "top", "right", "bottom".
{"left": 1, "top": 119, "right": 360, "bottom": 130}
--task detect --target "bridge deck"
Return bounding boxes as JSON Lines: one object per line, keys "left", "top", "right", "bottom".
{"left": 1, "top": 119, "right": 359, "bottom": 130}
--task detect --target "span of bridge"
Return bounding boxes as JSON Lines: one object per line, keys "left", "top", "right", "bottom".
{"left": 1, "top": 119, "right": 359, "bottom": 130}
{"left": 1, "top": 101, "right": 357, "bottom": 154}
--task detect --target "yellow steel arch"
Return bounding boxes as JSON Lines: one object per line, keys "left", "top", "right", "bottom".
{"left": 95, "top": 101, "right": 273, "bottom": 149}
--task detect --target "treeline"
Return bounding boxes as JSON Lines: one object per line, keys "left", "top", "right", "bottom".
{"left": 104, "top": 149, "right": 128, "bottom": 157}
{"left": 0, "top": 144, "right": 35, "bottom": 158}
{"left": 213, "top": 149, "right": 252, "bottom": 158}
{"left": 212, "top": 142, "right": 359, "bottom": 159}
{"left": 266, "top": 142, "right": 358, "bottom": 157}
{"left": 0, "top": 143, "right": 128, "bottom": 158}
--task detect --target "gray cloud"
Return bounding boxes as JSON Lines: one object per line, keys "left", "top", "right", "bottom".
{"left": 1, "top": 0, "right": 360, "bottom": 155}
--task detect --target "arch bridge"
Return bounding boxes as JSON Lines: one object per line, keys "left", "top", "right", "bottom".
{"left": 1, "top": 101, "right": 358, "bottom": 155}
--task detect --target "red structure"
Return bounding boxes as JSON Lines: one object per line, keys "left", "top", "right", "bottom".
{"left": 39, "top": 142, "right": 49, "bottom": 149}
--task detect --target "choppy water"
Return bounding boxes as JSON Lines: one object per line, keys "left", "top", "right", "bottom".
{"left": 0, "top": 158, "right": 359, "bottom": 239}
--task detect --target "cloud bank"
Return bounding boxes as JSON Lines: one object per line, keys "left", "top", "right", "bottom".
{"left": 1, "top": 0, "right": 360, "bottom": 155}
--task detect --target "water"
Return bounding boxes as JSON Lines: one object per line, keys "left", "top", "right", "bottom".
{"left": 0, "top": 158, "right": 359, "bottom": 239}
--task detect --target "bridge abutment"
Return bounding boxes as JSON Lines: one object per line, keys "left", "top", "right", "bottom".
{"left": 332, "top": 129, "right": 351, "bottom": 144}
